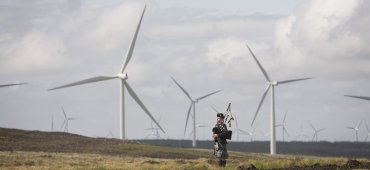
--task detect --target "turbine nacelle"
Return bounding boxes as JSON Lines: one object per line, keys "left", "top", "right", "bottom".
{"left": 117, "top": 73, "right": 128, "bottom": 80}
{"left": 270, "top": 81, "right": 278, "bottom": 86}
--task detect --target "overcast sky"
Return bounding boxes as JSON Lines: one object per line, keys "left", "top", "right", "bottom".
{"left": 1, "top": 0, "right": 370, "bottom": 142}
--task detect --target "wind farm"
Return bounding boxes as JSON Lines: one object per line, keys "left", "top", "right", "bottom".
{"left": 1, "top": 1, "right": 370, "bottom": 169}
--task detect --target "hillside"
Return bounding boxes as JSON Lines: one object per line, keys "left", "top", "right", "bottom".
{"left": 1, "top": 127, "right": 370, "bottom": 169}
{"left": 0, "top": 127, "right": 208, "bottom": 159}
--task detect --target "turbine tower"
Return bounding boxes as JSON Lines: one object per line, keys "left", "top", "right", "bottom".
{"left": 51, "top": 115, "right": 54, "bottom": 132}
{"left": 170, "top": 76, "right": 221, "bottom": 147}
{"left": 60, "top": 107, "right": 75, "bottom": 133}
{"left": 276, "top": 111, "right": 289, "bottom": 142}
{"left": 48, "top": 5, "right": 165, "bottom": 140}
{"left": 247, "top": 44, "right": 311, "bottom": 155}
{"left": 345, "top": 119, "right": 364, "bottom": 142}
{"left": 0, "top": 83, "right": 27, "bottom": 88}
{"left": 309, "top": 122, "right": 327, "bottom": 142}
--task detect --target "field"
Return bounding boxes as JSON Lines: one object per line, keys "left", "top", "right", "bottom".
{"left": 1, "top": 127, "right": 370, "bottom": 169}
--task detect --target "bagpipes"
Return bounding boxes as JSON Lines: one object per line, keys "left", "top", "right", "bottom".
{"left": 223, "top": 103, "right": 234, "bottom": 128}
{"left": 223, "top": 103, "right": 233, "bottom": 140}
{"left": 213, "top": 103, "right": 234, "bottom": 140}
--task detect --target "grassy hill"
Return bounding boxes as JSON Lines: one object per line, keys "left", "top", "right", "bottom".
{"left": 1, "top": 127, "right": 370, "bottom": 169}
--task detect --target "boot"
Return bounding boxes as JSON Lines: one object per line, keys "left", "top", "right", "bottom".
{"left": 222, "top": 160, "right": 226, "bottom": 167}
{"left": 218, "top": 160, "right": 223, "bottom": 167}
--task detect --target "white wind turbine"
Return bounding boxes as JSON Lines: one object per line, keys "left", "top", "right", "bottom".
{"left": 60, "top": 107, "right": 75, "bottom": 133}
{"left": 344, "top": 95, "right": 370, "bottom": 101}
{"left": 145, "top": 117, "right": 162, "bottom": 139}
{"left": 234, "top": 114, "right": 250, "bottom": 141}
{"left": 106, "top": 130, "right": 115, "bottom": 138}
{"left": 247, "top": 44, "right": 311, "bottom": 155}
{"left": 0, "top": 83, "right": 27, "bottom": 88}
{"left": 276, "top": 111, "right": 289, "bottom": 142}
{"left": 294, "top": 124, "right": 309, "bottom": 141}
{"left": 48, "top": 5, "right": 165, "bottom": 139}
{"left": 345, "top": 119, "right": 364, "bottom": 142}
{"left": 170, "top": 76, "right": 221, "bottom": 147}
{"left": 249, "top": 127, "right": 258, "bottom": 142}
{"left": 365, "top": 121, "right": 370, "bottom": 142}
{"left": 309, "top": 122, "right": 327, "bottom": 142}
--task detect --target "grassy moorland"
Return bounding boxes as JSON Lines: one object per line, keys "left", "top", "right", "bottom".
{"left": 0, "top": 127, "right": 370, "bottom": 169}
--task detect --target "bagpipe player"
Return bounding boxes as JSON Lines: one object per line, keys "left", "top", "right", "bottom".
{"left": 212, "top": 112, "right": 232, "bottom": 167}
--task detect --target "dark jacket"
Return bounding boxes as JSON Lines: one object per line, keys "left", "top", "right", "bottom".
{"left": 214, "top": 123, "right": 228, "bottom": 145}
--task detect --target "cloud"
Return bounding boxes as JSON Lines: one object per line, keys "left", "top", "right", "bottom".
{"left": 0, "top": 30, "right": 65, "bottom": 73}
{"left": 274, "top": 0, "right": 367, "bottom": 70}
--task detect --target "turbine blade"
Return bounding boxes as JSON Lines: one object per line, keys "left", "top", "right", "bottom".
{"left": 246, "top": 44, "right": 270, "bottom": 82}
{"left": 197, "top": 125, "right": 209, "bottom": 128}
{"left": 344, "top": 95, "right": 370, "bottom": 101}
{"left": 251, "top": 84, "right": 271, "bottom": 126}
{"left": 196, "top": 89, "right": 222, "bottom": 101}
{"left": 60, "top": 120, "right": 66, "bottom": 131}
{"left": 210, "top": 106, "right": 219, "bottom": 113}
{"left": 284, "top": 127, "right": 290, "bottom": 137}
{"left": 283, "top": 111, "right": 287, "bottom": 123}
{"left": 124, "top": 81, "right": 165, "bottom": 134}
{"left": 345, "top": 126, "right": 355, "bottom": 130}
{"left": 357, "top": 119, "right": 364, "bottom": 128}
{"left": 170, "top": 76, "right": 193, "bottom": 101}
{"left": 277, "top": 78, "right": 311, "bottom": 85}
{"left": 317, "top": 128, "right": 327, "bottom": 132}
{"left": 120, "top": 5, "right": 146, "bottom": 73}
{"left": 61, "top": 107, "right": 67, "bottom": 118}
{"left": 48, "top": 76, "right": 117, "bottom": 91}
{"left": 0, "top": 82, "right": 27, "bottom": 88}
{"left": 308, "top": 122, "right": 316, "bottom": 131}
{"left": 239, "top": 129, "right": 250, "bottom": 135}
{"left": 184, "top": 102, "right": 193, "bottom": 136}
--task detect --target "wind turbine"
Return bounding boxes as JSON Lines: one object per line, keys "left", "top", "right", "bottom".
{"left": 345, "top": 119, "right": 364, "bottom": 142}
{"left": 106, "top": 130, "right": 115, "bottom": 138}
{"left": 234, "top": 114, "right": 250, "bottom": 141}
{"left": 294, "top": 124, "right": 309, "bottom": 141}
{"left": 365, "top": 121, "right": 370, "bottom": 142}
{"left": 145, "top": 117, "right": 162, "bottom": 139}
{"left": 309, "top": 122, "right": 327, "bottom": 142}
{"left": 276, "top": 111, "right": 289, "bottom": 142}
{"left": 249, "top": 127, "right": 258, "bottom": 142}
{"left": 170, "top": 76, "right": 221, "bottom": 147}
{"left": 247, "top": 44, "right": 311, "bottom": 155}
{"left": 48, "top": 5, "right": 165, "bottom": 140}
{"left": 344, "top": 95, "right": 370, "bottom": 101}
{"left": 60, "top": 107, "right": 75, "bottom": 133}
{"left": 0, "top": 82, "right": 27, "bottom": 88}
